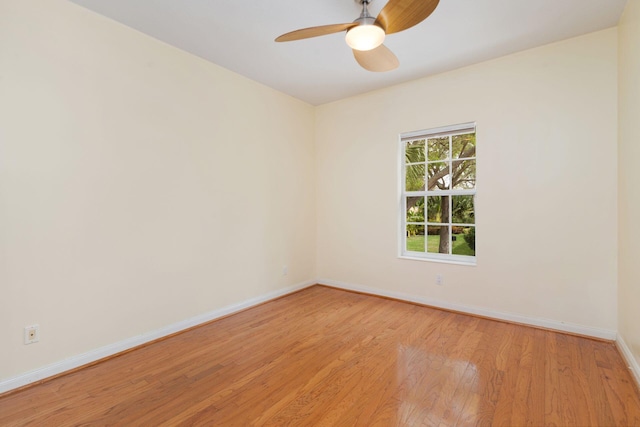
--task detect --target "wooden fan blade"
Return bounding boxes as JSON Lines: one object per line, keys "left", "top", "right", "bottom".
{"left": 275, "top": 23, "right": 357, "bottom": 42}
{"left": 353, "top": 44, "right": 399, "bottom": 72}
{"left": 375, "top": 0, "right": 439, "bottom": 35}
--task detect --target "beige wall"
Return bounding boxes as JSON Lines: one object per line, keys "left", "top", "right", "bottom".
{"left": 0, "top": 0, "right": 316, "bottom": 380}
{"left": 618, "top": 0, "right": 640, "bottom": 369}
{"left": 316, "top": 29, "right": 619, "bottom": 331}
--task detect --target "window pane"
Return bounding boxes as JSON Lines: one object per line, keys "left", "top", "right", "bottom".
{"left": 406, "top": 225, "right": 425, "bottom": 252}
{"left": 452, "top": 159, "right": 476, "bottom": 189}
{"left": 428, "top": 137, "right": 449, "bottom": 161}
{"left": 406, "top": 197, "right": 424, "bottom": 223}
{"left": 427, "top": 196, "right": 447, "bottom": 223}
{"left": 405, "top": 140, "right": 425, "bottom": 163}
{"left": 452, "top": 195, "right": 475, "bottom": 224}
{"left": 405, "top": 164, "right": 425, "bottom": 191}
{"left": 452, "top": 226, "right": 475, "bottom": 256}
{"left": 427, "top": 162, "right": 450, "bottom": 190}
{"left": 400, "top": 124, "right": 476, "bottom": 262}
{"left": 427, "top": 226, "right": 450, "bottom": 254}
{"left": 452, "top": 133, "right": 476, "bottom": 159}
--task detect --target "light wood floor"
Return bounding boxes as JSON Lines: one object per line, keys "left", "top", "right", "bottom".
{"left": 1, "top": 285, "right": 640, "bottom": 426}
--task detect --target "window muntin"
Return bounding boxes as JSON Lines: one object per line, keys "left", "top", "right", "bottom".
{"left": 401, "top": 123, "right": 476, "bottom": 263}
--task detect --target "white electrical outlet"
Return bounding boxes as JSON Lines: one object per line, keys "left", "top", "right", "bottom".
{"left": 282, "top": 265, "right": 288, "bottom": 276}
{"left": 24, "top": 324, "right": 40, "bottom": 345}
{"left": 436, "top": 274, "right": 443, "bottom": 285}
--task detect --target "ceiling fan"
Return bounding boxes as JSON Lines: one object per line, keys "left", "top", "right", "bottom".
{"left": 275, "top": 0, "right": 440, "bottom": 72}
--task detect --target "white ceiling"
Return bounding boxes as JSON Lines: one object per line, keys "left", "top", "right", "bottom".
{"left": 69, "top": 0, "right": 626, "bottom": 105}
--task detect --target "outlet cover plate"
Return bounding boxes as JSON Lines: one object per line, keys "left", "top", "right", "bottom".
{"left": 24, "top": 325, "right": 40, "bottom": 345}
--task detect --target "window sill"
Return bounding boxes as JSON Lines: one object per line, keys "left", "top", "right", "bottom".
{"left": 398, "top": 254, "right": 476, "bottom": 266}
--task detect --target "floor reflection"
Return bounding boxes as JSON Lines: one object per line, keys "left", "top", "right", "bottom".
{"left": 394, "top": 341, "right": 480, "bottom": 425}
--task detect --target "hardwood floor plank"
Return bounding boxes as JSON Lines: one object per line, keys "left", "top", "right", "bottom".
{"left": 510, "top": 328, "right": 545, "bottom": 426}
{"left": 580, "top": 339, "right": 617, "bottom": 426}
{"left": 491, "top": 324, "right": 524, "bottom": 426}
{"left": 418, "top": 316, "right": 483, "bottom": 426}
{"left": 1, "top": 285, "right": 640, "bottom": 426}
{"left": 545, "top": 330, "right": 565, "bottom": 427}
{"left": 454, "top": 320, "right": 509, "bottom": 426}
{"left": 555, "top": 333, "right": 591, "bottom": 426}
{"left": 422, "top": 329, "right": 482, "bottom": 425}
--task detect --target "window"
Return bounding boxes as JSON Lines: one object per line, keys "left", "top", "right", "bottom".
{"left": 400, "top": 123, "right": 476, "bottom": 264}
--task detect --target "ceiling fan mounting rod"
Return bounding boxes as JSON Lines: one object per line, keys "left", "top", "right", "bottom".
{"left": 354, "top": 0, "right": 375, "bottom": 24}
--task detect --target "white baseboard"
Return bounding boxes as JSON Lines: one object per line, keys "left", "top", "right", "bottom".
{"left": 0, "top": 280, "right": 314, "bottom": 395}
{"left": 318, "top": 278, "right": 617, "bottom": 341}
{"left": 616, "top": 334, "right": 640, "bottom": 389}
{"left": 1, "top": 278, "right": 620, "bottom": 395}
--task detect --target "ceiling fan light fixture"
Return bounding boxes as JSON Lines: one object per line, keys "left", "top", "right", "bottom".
{"left": 345, "top": 24, "right": 385, "bottom": 51}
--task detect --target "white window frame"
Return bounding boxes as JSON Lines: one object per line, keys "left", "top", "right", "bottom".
{"left": 398, "top": 122, "right": 477, "bottom": 265}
